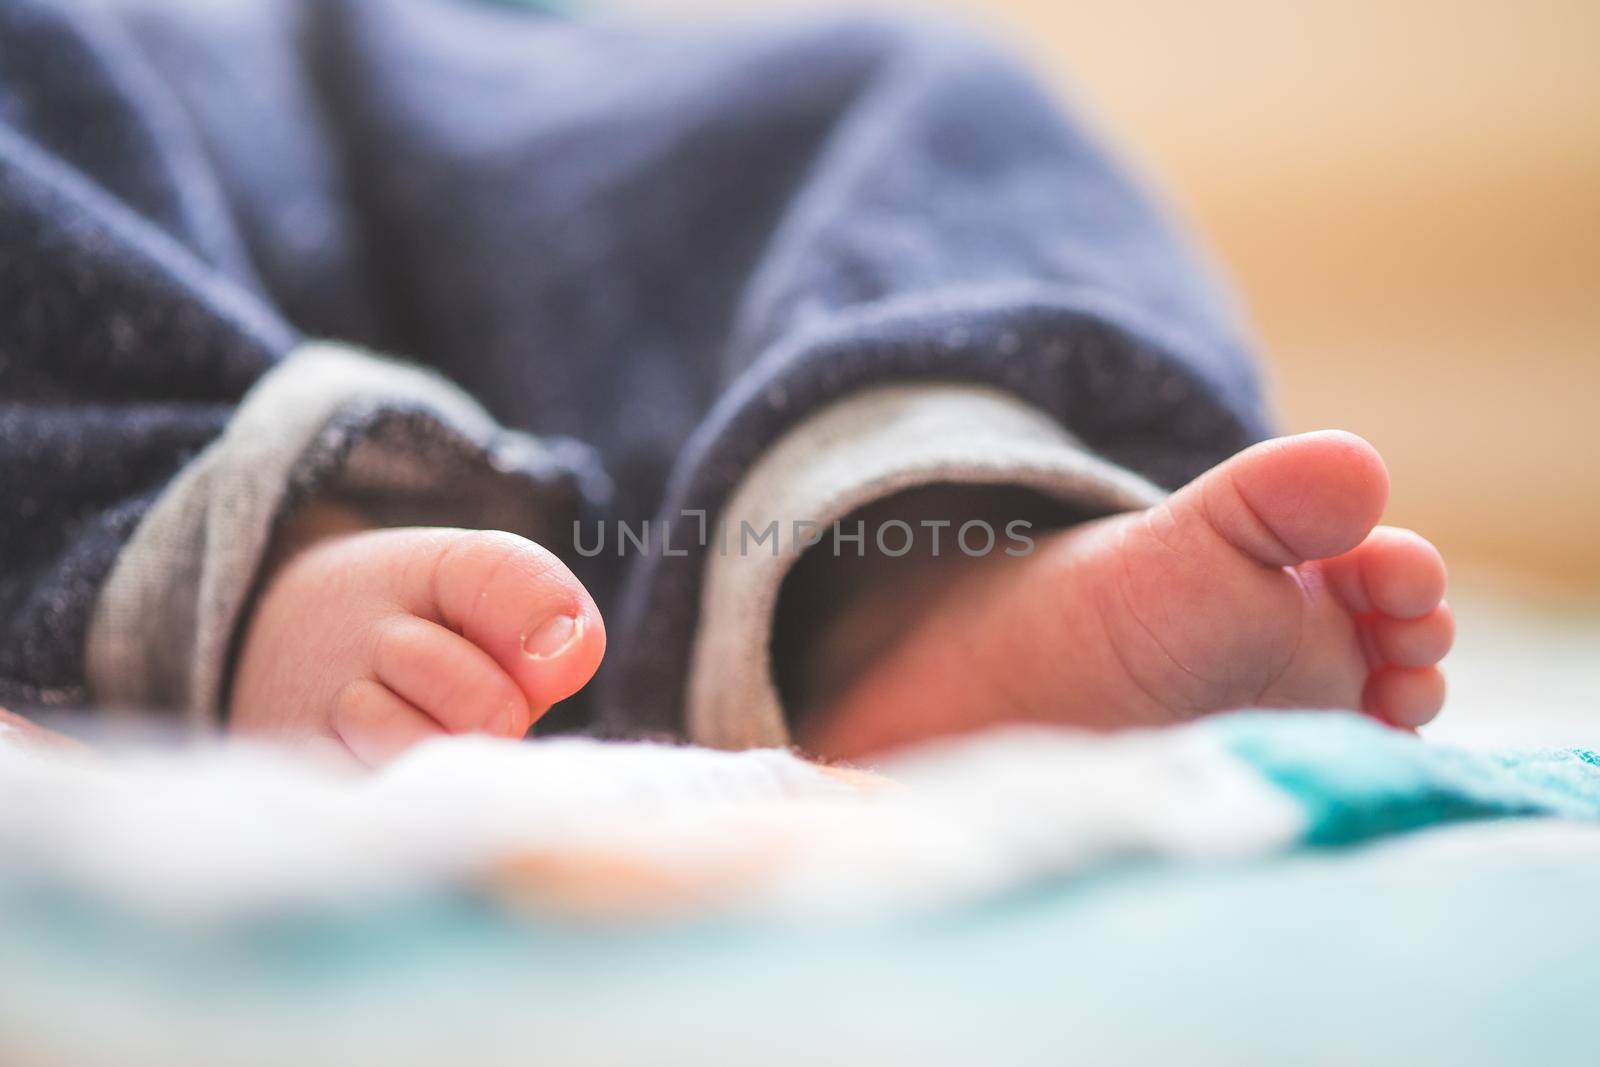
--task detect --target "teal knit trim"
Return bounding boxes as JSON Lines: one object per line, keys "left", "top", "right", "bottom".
{"left": 1216, "top": 711, "right": 1600, "bottom": 846}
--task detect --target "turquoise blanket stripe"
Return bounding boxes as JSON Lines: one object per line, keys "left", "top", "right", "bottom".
{"left": 1217, "top": 712, "right": 1600, "bottom": 844}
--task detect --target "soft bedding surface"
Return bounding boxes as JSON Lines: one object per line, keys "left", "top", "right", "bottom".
{"left": 3, "top": 709, "right": 1600, "bottom": 1066}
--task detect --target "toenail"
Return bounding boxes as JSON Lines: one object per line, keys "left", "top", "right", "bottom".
{"left": 493, "top": 699, "right": 525, "bottom": 738}
{"left": 523, "top": 613, "right": 581, "bottom": 660}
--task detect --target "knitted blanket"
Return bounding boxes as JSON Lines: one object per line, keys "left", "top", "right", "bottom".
{"left": 3, "top": 711, "right": 1598, "bottom": 1066}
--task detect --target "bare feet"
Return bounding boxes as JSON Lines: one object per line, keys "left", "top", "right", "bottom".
{"left": 797, "top": 432, "right": 1453, "bottom": 762}
{"left": 230, "top": 510, "right": 606, "bottom": 767}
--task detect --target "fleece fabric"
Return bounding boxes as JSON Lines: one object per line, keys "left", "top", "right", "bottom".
{"left": 0, "top": 0, "right": 1267, "bottom": 735}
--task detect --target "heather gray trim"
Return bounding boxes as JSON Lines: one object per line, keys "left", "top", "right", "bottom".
{"left": 85, "top": 341, "right": 562, "bottom": 727}
{"left": 686, "top": 383, "right": 1166, "bottom": 750}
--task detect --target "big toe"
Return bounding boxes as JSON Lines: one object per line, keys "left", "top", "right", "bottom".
{"left": 407, "top": 529, "right": 607, "bottom": 722}
{"left": 1189, "top": 430, "right": 1390, "bottom": 566}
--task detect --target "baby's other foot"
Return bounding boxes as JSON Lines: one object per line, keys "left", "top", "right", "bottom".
{"left": 231, "top": 511, "right": 605, "bottom": 766}
{"left": 800, "top": 432, "right": 1452, "bottom": 761}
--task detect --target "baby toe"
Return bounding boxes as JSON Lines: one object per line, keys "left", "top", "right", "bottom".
{"left": 1359, "top": 527, "right": 1448, "bottom": 619}
{"left": 1190, "top": 430, "right": 1389, "bottom": 566}
{"left": 333, "top": 679, "right": 447, "bottom": 767}
{"left": 1367, "top": 602, "right": 1455, "bottom": 668}
{"left": 373, "top": 614, "right": 531, "bottom": 737}
{"left": 1362, "top": 665, "right": 1447, "bottom": 729}
{"left": 418, "top": 530, "right": 607, "bottom": 719}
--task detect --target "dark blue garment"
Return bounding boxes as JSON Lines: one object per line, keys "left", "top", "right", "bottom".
{"left": 0, "top": 0, "right": 1268, "bottom": 733}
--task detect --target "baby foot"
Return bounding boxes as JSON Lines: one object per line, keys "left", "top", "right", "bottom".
{"left": 230, "top": 513, "right": 606, "bottom": 766}
{"left": 799, "top": 432, "right": 1452, "bottom": 761}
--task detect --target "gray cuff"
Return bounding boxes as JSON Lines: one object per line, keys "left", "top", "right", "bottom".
{"left": 86, "top": 341, "right": 587, "bottom": 727}
{"left": 685, "top": 383, "right": 1165, "bottom": 750}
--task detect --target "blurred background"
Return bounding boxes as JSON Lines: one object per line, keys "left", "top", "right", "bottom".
{"left": 629, "top": 0, "right": 1600, "bottom": 739}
